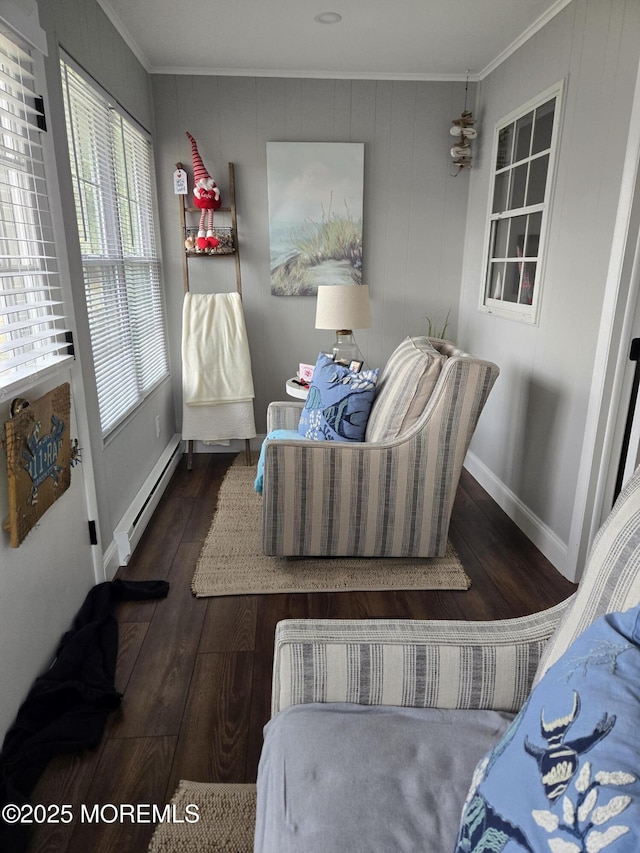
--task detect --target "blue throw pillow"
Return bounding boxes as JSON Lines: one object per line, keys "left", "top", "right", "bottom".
{"left": 298, "top": 353, "right": 379, "bottom": 442}
{"left": 455, "top": 605, "right": 640, "bottom": 853}
{"left": 254, "top": 429, "right": 303, "bottom": 494}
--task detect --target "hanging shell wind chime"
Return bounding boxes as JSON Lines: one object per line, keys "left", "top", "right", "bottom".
{"left": 450, "top": 73, "right": 477, "bottom": 174}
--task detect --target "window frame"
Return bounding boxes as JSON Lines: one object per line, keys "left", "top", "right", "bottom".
{"left": 479, "top": 80, "right": 564, "bottom": 325}
{"left": 60, "top": 53, "right": 169, "bottom": 439}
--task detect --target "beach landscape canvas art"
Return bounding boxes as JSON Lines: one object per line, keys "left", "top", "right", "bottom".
{"left": 267, "top": 142, "right": 364, "bottom": 296}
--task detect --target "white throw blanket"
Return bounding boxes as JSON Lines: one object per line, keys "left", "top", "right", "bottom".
{"left": 182, "top": 291, "right": 255, "bottom": 406}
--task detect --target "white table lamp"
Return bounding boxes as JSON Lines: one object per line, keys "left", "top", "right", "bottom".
{"left": 315, "top": 284, "right": 371, "bottom": 365}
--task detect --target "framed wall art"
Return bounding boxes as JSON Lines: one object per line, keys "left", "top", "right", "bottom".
{"left": 267, "top": 142, "right": 364, "bottom": 296}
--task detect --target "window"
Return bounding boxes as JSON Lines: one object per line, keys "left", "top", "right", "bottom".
{"left": 0, "top": 31, "right": 72, "bottom": 394}
{"left": 481, "top": 82, "right": 563, "bottom": 324}
{"left": 60, "top": 56, "right": 169, "bottom": 436}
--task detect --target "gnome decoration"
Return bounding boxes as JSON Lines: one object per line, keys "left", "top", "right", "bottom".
{"left": 186, "top": 131, "right": 221, "bottom": 252}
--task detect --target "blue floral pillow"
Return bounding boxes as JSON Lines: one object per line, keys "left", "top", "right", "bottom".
{"left": 454, "top": 605, "right": 640, "bottom": 853}
{"left": 298, "top": 353, "right": 379, "bottom": 442}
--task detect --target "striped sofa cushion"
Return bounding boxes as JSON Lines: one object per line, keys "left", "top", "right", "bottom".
{"left": 365, "top": 336, "right": 445, "bottom": 443}
{"left": 535, "top": 463, "right": 640, "bottom": 681}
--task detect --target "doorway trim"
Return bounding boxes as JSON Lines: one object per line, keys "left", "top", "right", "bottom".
{"left": 568, "top": 56, "right": 640, "bottom": 581}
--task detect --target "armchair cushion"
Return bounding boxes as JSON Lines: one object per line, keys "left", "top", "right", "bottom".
{"left": 298, "top": 352, "right": 379, "bottom": 442}
{"left": 365, "top": 336, "right": 445, "bottom": 442}
{"left": 455, "top": 605, "right": 640, "bottom": 853}
{"left": 255, "top": 703, "right": 513, "bottom": 853}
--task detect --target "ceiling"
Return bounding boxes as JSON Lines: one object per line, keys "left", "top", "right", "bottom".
{"left": 97, "top": 0, "right": 571, "bottom": 81}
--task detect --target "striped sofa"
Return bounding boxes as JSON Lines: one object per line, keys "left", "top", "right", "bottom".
{"left": 255, "top": 466, "right": 640, "bottom": 853}
{"left": 261, "top": 337, "right": 500, "bottom": 557}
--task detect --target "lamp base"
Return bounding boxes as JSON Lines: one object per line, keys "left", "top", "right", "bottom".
{"left": 332, "top": 330, "right": 363, "bottom": 367}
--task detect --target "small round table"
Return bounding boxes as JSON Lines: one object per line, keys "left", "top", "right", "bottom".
{"left": 285, "top": 378, "right": 309, "bottom": 399}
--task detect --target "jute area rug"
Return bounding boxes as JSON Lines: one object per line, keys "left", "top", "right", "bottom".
{"left": 191, "top": 457, "right": 471, "bottom": 597}
{"left": 148, "top": 782, "right": 255, "bottom": 853}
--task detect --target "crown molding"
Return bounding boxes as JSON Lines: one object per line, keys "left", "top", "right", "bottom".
{"left": 478, "top": 0, "right": 574, "bottom": 80}
{"left": 95, "top": 0, "right": 151, "bottom": 73}
{"left": 148, "top": 66, "right": 480, "bottom": 81}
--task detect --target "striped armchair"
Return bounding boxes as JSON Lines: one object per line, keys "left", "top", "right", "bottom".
{"left": 270, "top": 461, "right": 640, "bottom": 715}
{"left": 261, "top": 337, "right": 500, "bottom": 557}
{"left": 256, "top": 468, "right": 640, "bottom": 853}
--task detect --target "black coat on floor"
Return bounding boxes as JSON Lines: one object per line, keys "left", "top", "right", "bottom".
{"left": 0, "top": 578, "right": 169, "bottom": 853}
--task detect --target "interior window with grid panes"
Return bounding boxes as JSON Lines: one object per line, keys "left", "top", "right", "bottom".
{"left": 482, "top": 84, "right": 562, "bottom": 323}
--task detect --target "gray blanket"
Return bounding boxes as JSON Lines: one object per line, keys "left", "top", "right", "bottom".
{"left": 254, "top": 702, "right": 513, "bottom": 853}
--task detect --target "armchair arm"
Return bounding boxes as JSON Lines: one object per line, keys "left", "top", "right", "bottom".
{"left": 266, "top": 401, "right": 304, "bottom": 432}
{"left": 271, "top": 597, "right": 574, "bottom": 716}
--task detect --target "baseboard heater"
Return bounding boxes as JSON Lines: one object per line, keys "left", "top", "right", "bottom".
{"left": 114, "top": 433, "right": 183, "bottom": 566}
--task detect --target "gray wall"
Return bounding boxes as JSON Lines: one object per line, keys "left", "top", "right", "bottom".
{"left": 0, "top": 1, "right": 95, "bottom": 739}
{"left": 0, "top": 372, "right": 96, "bottom": 737}
{"left": 458, "top": 0, "right": 640, "bottom": 577}
{"left": 152, "top": 75, "right": 472, "bottom": 435}
{"left": 37, "top": 0, "right": 177, "bottom": 553}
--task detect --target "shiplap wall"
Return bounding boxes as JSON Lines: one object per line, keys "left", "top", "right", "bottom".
{"left": 152, "top": 75, "right": 472, "bottom": 436}
{"left": 458, "top": 0, "right": 640, "bottom": 577}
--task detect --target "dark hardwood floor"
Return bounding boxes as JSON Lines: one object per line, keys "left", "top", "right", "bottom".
{"left": 27, "top": 452, "right": 576, "bottom": 852}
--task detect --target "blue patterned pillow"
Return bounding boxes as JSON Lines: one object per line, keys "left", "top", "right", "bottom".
{"left": 298, "top": 353, "right": 379, "bottom": 442}
{"left": 455, "top": 605, "right": 640, "bottom": 853}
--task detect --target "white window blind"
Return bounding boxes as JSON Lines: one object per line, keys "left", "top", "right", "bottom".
{"left": 0, "top": 31, "right": 71, "bottom": 394}
{"left": 60, "top": 57, "right": 169, "bottom": 436}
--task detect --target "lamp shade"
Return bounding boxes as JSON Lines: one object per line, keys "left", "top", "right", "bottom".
{"left": 315, "top": 285, "right": 371, "bottom": 331}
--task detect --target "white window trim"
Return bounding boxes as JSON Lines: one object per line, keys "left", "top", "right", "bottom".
{"left": 478, "top": 80, "right": 565, "bottom": 325}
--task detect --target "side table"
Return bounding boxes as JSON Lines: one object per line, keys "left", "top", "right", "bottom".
{"left": 285, "top": 378, "right": 309, "bottom": 399}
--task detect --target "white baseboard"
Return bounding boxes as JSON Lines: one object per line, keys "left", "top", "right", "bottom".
{"left": 464, "top": 451, "right": 569, "bottom": 577}
{"left": 112, "top": 433, "right": 183, "bottom": 568}
{"left": 103, "top": 538, "right": 120, "bottom": 581}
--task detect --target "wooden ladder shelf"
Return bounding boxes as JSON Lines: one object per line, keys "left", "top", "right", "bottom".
{"left": 177, "top": 161, "right": 251, "bottom": 469}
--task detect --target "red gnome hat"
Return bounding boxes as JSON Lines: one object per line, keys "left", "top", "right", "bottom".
{"left": 186, "top": 132, "right": 209, "bottom": 186}
{"left": 185, "top": 131, "right": 221, "bottom": 252}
